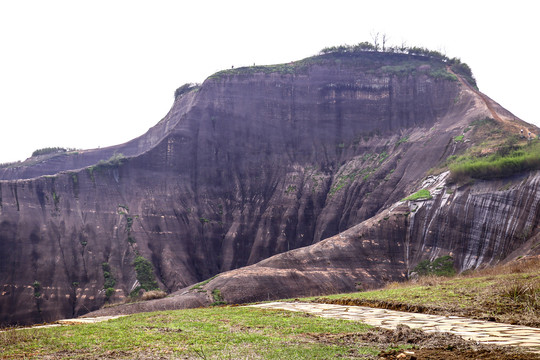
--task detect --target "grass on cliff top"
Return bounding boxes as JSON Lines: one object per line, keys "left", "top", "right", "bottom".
{"left": 310, "top": 258, "right": 540, "bottom": 327}
{"left": 207, "top": 50, "right": 456, "bottom": 81}
{"left": 0, "top": 307, "right": 380, "bottom": 359}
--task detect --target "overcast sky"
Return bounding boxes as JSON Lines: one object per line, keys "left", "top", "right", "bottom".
{"left": 0, "top": 0, "right": 537, "bottom": 163}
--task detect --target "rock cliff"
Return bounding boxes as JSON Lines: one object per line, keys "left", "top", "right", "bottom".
{"left": 1, "top": 51, "right": 537, "bottom": 326}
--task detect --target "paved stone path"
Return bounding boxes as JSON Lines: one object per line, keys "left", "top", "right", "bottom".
{"left": 0, "top": 315, "right": 125, "bottom": 332}
{"left": 250, "top": 302, "right": 540, "bottom": 350}
{"left": 56, "top": 315, "right": 125, "bottom": 325}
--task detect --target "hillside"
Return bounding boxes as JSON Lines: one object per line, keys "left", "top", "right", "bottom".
{"left": 1, "top": 48, "right": 538, "bottom": 326}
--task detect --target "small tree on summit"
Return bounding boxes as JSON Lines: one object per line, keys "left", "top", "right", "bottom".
{"left": 356, "top": 41, "right": 376, "bottom": 51}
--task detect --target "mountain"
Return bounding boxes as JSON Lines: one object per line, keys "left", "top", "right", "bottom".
{"left": 1, "top": 49, "right": 538, "bottom": 326}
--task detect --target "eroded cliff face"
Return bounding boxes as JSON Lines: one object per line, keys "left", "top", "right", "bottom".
{"left": 86, "top": 171, "right": 540, "bottom": 315}
{"left": 205, "top": 169, "right": 540, "bottom": 304}
{"left": 0, "top": 52, "right": 527, "bottom": 326}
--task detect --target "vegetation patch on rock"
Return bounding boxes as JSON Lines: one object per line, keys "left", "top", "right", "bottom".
{"left": 102, "top": 262, "right": 116, "bottom": 300}
{"left": 132, "top": 256, "right": 159, "bottom": 293}
{"left": 413, "top": 255, "right": 456, "bottom": 277}
{"left": 402, "top": 189, "right": 432, "bottom": 201}
{"left": 449, "top": 139, "right": 540, "bottom": 183}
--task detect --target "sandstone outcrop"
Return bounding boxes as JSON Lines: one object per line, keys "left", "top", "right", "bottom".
{"left": 1, "top": 51, "right": 537, "bottom": 326}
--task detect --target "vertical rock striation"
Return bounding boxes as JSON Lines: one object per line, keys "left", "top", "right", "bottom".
{"left": 1, "top": 51, "right": 534, "bottom": 325}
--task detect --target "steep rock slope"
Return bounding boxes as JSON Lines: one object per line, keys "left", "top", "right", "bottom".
{"left": 201, "top": 169, "right": 540, "bottom": 304}
{"left": 86, "top": 170, "right": 540, "bottom": 317}
{"left": 0, "top": 51, "right": 529, "bottom": 326}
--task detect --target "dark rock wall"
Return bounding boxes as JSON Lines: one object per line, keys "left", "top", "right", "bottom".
{"left": 188, "top": 172, "right": 540, "bottom": 307}
{"left": 1, "top": 56, "right": 471, "bottom": 326}
{"left": 406, "top": 173, "right": 540, "bottom": 271}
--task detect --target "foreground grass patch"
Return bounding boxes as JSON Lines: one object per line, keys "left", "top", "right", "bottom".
{"left": 0, "top": 307, "right": 374, "bottom": 359}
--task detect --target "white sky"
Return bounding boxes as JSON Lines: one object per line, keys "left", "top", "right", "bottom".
{"left": 0, "top": 0, "right": 537, "bottom": 163}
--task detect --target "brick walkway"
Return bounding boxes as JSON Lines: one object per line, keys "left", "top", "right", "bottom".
{"left": 250, "top": 302, "right": 540, "bottom": 350}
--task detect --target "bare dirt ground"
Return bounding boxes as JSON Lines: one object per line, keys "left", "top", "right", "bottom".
{"left": 341, "top": 325, "right": 540, "bottom": 359}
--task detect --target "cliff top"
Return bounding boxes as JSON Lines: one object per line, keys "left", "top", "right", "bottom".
{"left": 206, "top": 43, "right": 476, "bottom": 88}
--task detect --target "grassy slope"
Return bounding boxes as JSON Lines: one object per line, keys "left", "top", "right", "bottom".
{"left": 448, "top": 137, "right": 540, "bottom": 182}
{"left": 4, "top": 270, "right": 539, "bottom": 360}
{"left": 311, "top": 259, "right": 540, "bottom": 327}
{"left": 429, "top": 113, "right": 540, "bottom": 183}
{"left": 1, "top": 307, "right": 380, "bottom": 359}
{"left": 3, "top": 263, "right": 539, "bottom": 359}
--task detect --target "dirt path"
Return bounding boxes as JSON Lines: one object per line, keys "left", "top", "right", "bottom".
{"left": 447, "top": 66, "right": 504, "bottom": 123}
{"left": 250, "top": 302, "right": 540, "bottom": 351}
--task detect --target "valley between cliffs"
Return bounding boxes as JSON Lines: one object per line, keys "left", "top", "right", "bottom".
{"left": 1, "top": 51, "right": 538, "bottom": 326}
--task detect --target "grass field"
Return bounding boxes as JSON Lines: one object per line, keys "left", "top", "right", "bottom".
{"left": 3, "top": 261, "right": 539, "bottom": 359}
{"left": 0, "top": 307, "right": 382, "bottom": 359}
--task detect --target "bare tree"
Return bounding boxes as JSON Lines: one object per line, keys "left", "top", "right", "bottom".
{"left": 399, "top": 40, "right": 407, "bottom": 53}
{"left": 370, "top": 31, "right": 380, "bottom": 51}
{"left": 381, "top": 33, "right": 389, "bottom": 52}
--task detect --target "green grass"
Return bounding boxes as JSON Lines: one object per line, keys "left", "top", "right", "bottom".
{"left": 329, "top": 171, "right": 358, "bottom": 195}
{"left": 190, "top": 275, "right": 219, "bottom": 290}
{"left": 285, "top": 185, "right": 297, "bottom": 194}
{"left": 395, "top": 136, "right": 409, "bottom": 147}
{"left": 437, "top": 117, "right": 540, "bottom": 183}
{"left": 413, "top": 255, "right": 456, "bottom": 277}
{"left": 207, "top": 46, "right": 465, "bottom": 83}
{"left": 378, "top": 151, "right": 389, "bottom": 164}
{"left": 133, "top": 256, "right": 159, "bottom": 292}
{"left": 429, "top": 68, "right": 458, "bottom": 81}
{"left": 401, "top": 189, "right": 432, "bottom": 201}
{"left": 379, "top": 63, "right": 418, "bottom": 76}
{"left": 208, "top": 59, "right": 314, "bottom": 79}
{"left": 87, "top": 153, "right": 126, "bottom": 181}
{"left": 31, "top": 147, "right": 67, "bottom": 157}
{"left": 211, "top": 289, "right": 227, "bottom": 306}
{"left": 310, "top": 258, "right": 540, "bottom": 327}
{"left": 174, "top": 83, "right": 200, "bottom": 99}
{"left": 449, "top": 139, "right": 540, "bottom": 182}
{"left": 309, "top": 277, "right": 490, "bottom": 316}
{"left": 0, "top": 307, "right": 376, "bottom": 359}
